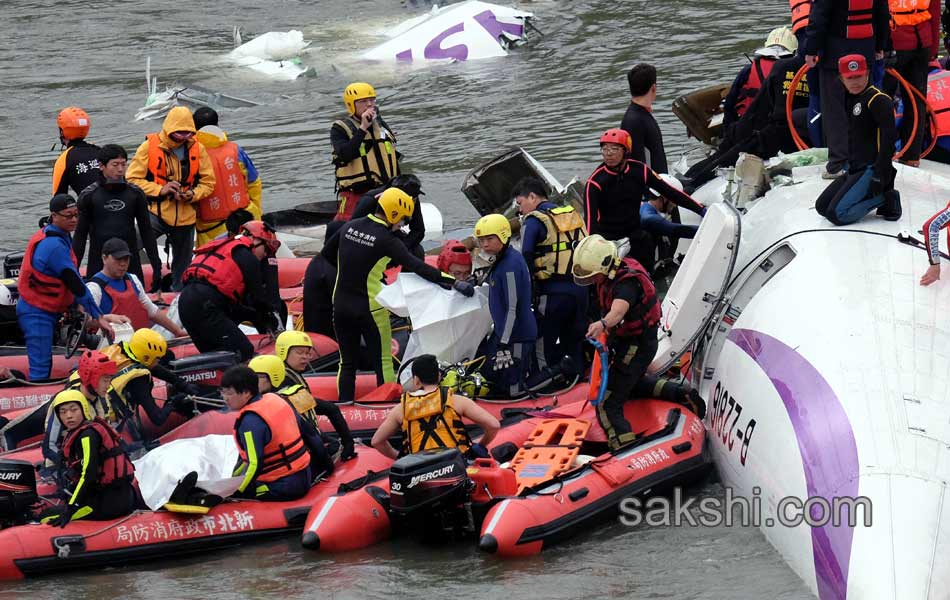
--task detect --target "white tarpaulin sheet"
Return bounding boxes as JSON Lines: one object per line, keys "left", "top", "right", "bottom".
{"left": 133, "top": 435, "right": 243, "bottom": 510}
{"left": 376, "top": 273, "right": 490, "bottom": 369}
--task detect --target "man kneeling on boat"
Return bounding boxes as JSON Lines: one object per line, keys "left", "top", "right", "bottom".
{"left": 222, "top": 366, "right": 335, "bottom": 501}
{"left": 371, "top": 354, "right": 499, "bottom": 460}
{"left": 572, "top": 235, "right": 706, "bottom": 450}
{"left": 41, "top": 390, "right": 138, "bottom": 527}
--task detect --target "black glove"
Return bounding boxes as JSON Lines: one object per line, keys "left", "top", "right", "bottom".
{"left": 493, "top": 344, "right": 514, "bottom": 372}
{"left": 453, "top": 279, "right": 475, "bottom": 297}
{"left": 176, "top": 382, "right": 203, "bottom": 397}
{"left": 869, "top": 177, "right": 883, "bottom": 197}
{"left": 169, "top": 393, "right": 193, "bottom": 413}
{"left": 149, "top": 263, "right": 163, "bottom": 293}
{"left": 469, "top": 443, "right": 489, "bottom": 459}
{"left": 49, "top": 505, "right": 75, "bottom": 528}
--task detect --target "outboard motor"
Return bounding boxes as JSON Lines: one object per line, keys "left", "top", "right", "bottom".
{"left": 3, "top": 252, "right": 23, "bottom": 280}
{"left": 0, "top": 459, "right": 38, "bottom": 528}
{"left": 389, "top": 449, "right": 474, "bottom": 539}
{"left": 168, "top": 350, "right": 240, "bottom": 392}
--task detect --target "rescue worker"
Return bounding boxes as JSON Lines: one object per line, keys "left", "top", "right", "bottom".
{"left": 640, "top": 175, "right": 700, "bottom": 278}
{"left": 804, "top": 0, "right": 891, "bottom": 178}
{"left": 571, "top": 235, "right": 706, "bottom": 449}
{"left": 43, "top": 390, "right": 137, "bottom": 526}
{"left": 192, "top": 107, "right": 263, "bottom": 245}
{"left": 302, "top": 221, "right": 343, "bottom": 338}
{"left": 101, "top": 328, "right": 194, "bottom": 442}
{"left": 351, "top": 174, "right": 426, "bottom": 258}
{"left": 223, "top": 366, "right": 333, "bottom": 501}
{"left": 73, "top": 144, "right": 162, "bottom": 287}
{"left": 331, "top": 82, "right": 400, "bottom": 221}
{"left": 52, "top": 107, "right": 100, "bottom": 197}
{"left": 86, "top": 238, "right": 187, "bottom": 337}
{"left": 585, "top": 129, "right": 706, "bottom": 272}
{"left": 816, "top": 55, "right": 902, "bottom": 225}
{"left": 42, "top": 350, "right": 116, "bottom": 469}
{"left": 371, "top": 354, "right": 499, "bottom": 459}
{"left": 322, "top": 188, "right": 473, "bottom": 403}
{"left": 620, "top": 64, "right": 668, "bottom": 173}
{"left": 16, "top": 195, "right": 125, "bottom": 381}
{"left": 274, "top": 330, "right": 355, "bottom": 459}
{"left": 436, "top": 239, "right": 473, "bottom": 280}
{"left": 474, "top": 214, "right": 538, "bottom": 396}
{"left": 883, "top": 0, "right": 941, "bottom": 167}
{"left": 126, "top": 106, "right": 216, "bottom": 290}
{"left": 179, "top": 220, "right": 282, "bottom": 361}
{"left": 513, "top": 177, "right": 589, "bottom": 370}
{"left": 920, "top": 202, "right": 950, "bottom": 285}
{"left": 723, "top": 27, "right": 799, "bottom": 126}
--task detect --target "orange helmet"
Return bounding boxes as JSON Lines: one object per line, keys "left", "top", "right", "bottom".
{"left": 57, "top": 107, "right": 91, "bottom": 141}
{"left": 599, "top": 128, "right": 632, "bottom": 153}
{"left": 240, "top": 220, "right": 281, "bottom": 255}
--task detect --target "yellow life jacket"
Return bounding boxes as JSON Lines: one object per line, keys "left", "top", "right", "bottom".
{"left": 277, "top": 368, "right": 318, "bottom": 427}
{"left": 889, "top": 0, "right": 931, "bottom": 27}
{"left": 401, "top": 387, "right": 470, "bottom": 455}
{"left": 101, "top": 343, "right": 151, "bottom": 422}
{"left": 526, "top": 205, "right": 588, "bottom": 280}
{"left": 332, "top": 117, "right": 399, "bottom": 192}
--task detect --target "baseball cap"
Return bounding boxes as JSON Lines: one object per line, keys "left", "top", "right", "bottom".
{"left": 102, "top": 238, "right": 132, "bottom": 259}
{"left": 50, "top": 194, "right": 77, "bottom": 213}
{"left": 838, "top": 54, "right": 868, "bottom": 78}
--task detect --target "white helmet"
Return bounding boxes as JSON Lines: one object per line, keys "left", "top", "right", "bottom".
{"left": 650, "top": 173, "right": 685, "bottom": 199}
{"left": 571, "top": 235, "right": 618, "bottom": 286}
{"left": 0, "top": 280, "right": 15, "bottom": 307}
{"left": 757, "top": 26, "right": 797, "bottom": 58}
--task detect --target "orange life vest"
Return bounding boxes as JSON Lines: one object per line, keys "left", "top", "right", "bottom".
{"left": 596, "top": 258, "right": 661, "bottom": 337}
{"left": 235, "top": 393, "right": 310, "bottom": 483}
{"left": 145, "top": 133, "right": 200, "bottom": 188}
{"left": 198, "top": 141, "right": 250, "bottom": 222}
{"left": 90, "top": 273, "right": 151, "bottom": 330}
{"left": 735, "top": 57, "right": 777, "bottom": 118}
{"left": 62, "top": 418, "right": 135, "bottom": 486}
{"left": 18, "top": 227, "right": 76, "bottom": 313}
{"left": 182, "top": 236, "right": 252, "bottom": 302}
{"left": 928, "top": 70, "right": 950, "bottom": 137}
{"left": 846, "top": 0, "right": 875, "bottom": 39}
{"left": 790, "top": 0, "right": 811, "bottom": 33}
{"left": 889, "top": 0, "right": 931, "bottom": 27}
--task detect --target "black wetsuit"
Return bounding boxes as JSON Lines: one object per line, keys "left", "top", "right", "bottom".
{"left": 73, "top": 175, "right": 161, "bottom": 282}
{"left": 620, "top": 103, "right": 668, "bottom": 173}
{"left": 53, "top": 140, "right": 100, "bottom": 197}
{"left": 179, "top": 245, "right": 277, "bottom": 361}
{"left": 302, "top": 253, "right": 336, "bottom": 338}
{"left": 585, "top": 159, "right": 704, "bottom": 270}
{"left": 353, "top": 185, "right": 426, "bottom": 257}
{"left": 323, "top": 214, "right": 454, "bottom": 402}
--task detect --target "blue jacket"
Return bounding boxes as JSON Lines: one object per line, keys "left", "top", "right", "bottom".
{"left": 640, "top": 203, "right": 699, "bottom": 239}
{"left": 487, "top": 246, "right": 537, "bottom": 345}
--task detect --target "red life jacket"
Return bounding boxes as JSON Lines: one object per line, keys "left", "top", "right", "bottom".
{"left": 62, "top": 417, "right": 135, "bottom": 486}
{"left": 90, "top": 273, "right": 151, "bottom": 330}
{"left": 790, "top": 0, "right": 811, "bottom": 33}
{"left": 17, "top": 227, "right": 77, "bottom": 313}
{"left": 198, "top": 141, "right": 250, "bottom": 222}
{"left": 596, "top": 258, "right": 661, "bottom": 337}
{"left": 182, "top": 236, "right": 252, "bottom": 302}
{"left": 235, "top": 393, "right": 310, "bottom": 483}
{"left": 928, "top": 70, "right": 950, "bottom": 137}
{"left": 846, "top": 0, "right": 875, "bottom": 39}
{"left": 735, "top": 57, "right": 776, "bottom": 118}
{"left": 145, "top": 133, "right": 200, "bottom": 188}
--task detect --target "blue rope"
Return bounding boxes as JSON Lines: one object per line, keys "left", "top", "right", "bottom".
{"left": 586, "top": 336, "right": 609, "bottom": 407}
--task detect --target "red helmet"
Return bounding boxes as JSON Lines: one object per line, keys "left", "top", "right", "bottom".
{"left": 599, "top": 128, "right": 632, "bottom": 153}
{"left": 57, "top": 107, "right": 91, "bottom": 141}
{"left": 240, "top": 220, "right": 281, "bottom": 255}
{"left": 437, "top": 240, "right": 472, "bottom": 272}
{"left": 78, "top": 350, "right": 117, "bottom": 390}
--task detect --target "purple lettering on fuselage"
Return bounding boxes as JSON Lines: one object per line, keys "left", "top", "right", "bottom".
{"left": 396, "top": 49, "right": 413, "bottom": 62}
{"left": 472, "top": 10, "right": 524, "bottom": 40}
{"left": 424, "top": 22, "right": 468, "bottom": 60}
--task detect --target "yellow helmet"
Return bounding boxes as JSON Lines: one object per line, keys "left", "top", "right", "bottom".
{"left": 343, "top": 82, "right": 376, "bottom": 115}
{"left": 126, "top": 328, "right": 167, "bottom": 367}
{"left": 474, "top": 214, "right": 511, "bottom": 244}
{"left": 249, "top": 354, "right": 287, "bottom": 389}
{"left": 377, "top": 188, "right": 415, "bottom": 226}
{"left": 571, "top": 234, "right": 618, "bottom": 286}
{"left": 51, "top": 389, "right": 94, "bottom": 421}
{"left": 275, "top": 330, "right": 313, "bottom": 362}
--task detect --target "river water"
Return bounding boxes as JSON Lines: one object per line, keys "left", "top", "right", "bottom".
{"left": 0, "top": 0, "right": 813, "bottom": 597}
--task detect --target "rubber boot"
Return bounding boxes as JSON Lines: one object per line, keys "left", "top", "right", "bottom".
{"left": 876, "top": 189, "right": 902, "bottom": 221}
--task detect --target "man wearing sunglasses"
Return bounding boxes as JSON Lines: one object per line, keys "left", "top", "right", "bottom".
{"left": 126, "top": 107, "right": 216, "bottom": 291}
{"left": 16, "top": 195, "right": 127, "bottom": 380}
